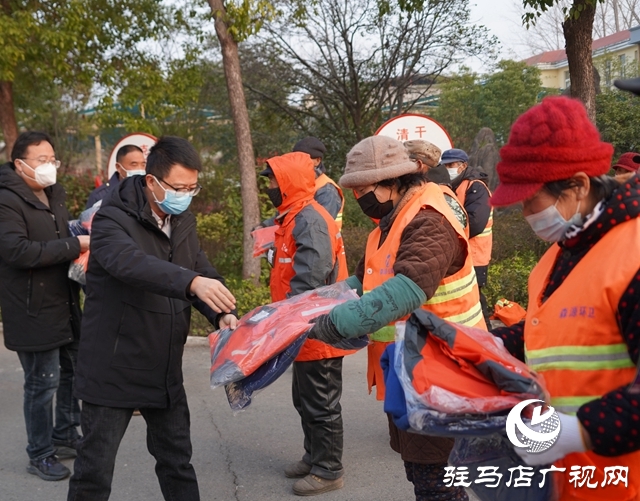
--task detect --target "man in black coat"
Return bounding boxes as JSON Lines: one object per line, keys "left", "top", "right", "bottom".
{"left": 68, "top": 136, "right": 237, "bottom": 501}
{"left": 85, "top": 144, "right": 147, "bottom": 208}
{"left": 0, "top": 131, "right": 90, "bottom": 481}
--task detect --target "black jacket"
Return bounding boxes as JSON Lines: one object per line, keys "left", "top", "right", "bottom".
{"left": 0, "top": 162, "right": 82, "bottom": 352}
{"left": 451, "top": 166, "right": 491, "bottom": 239}
{"left": 75, "top": 176, "right": 225, "bottom": 408}
{"left": 86, "top": 172, "right": 120, "bottom": 208}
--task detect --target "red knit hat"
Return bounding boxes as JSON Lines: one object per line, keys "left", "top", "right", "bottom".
{"left": 613, "top": 152, "right": 640, "bottom": 173}
{"left": 490, "top": 96, "right": 614, "bottom": 207}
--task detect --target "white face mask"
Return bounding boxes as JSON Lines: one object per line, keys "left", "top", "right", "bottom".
{"left": 21, "top": 160, "right": 57, "bottom": 188}
{"left": 125, "top": 169, "right": 146, "bottom": 177}
{"left": 525, "top": 199, "right": 582, "bottom": 242}
{"left": 446, "top": 167, "right": 459, "bottom": 180}
{"left": 117, "top": 163, "right": 146, "bottom": 178}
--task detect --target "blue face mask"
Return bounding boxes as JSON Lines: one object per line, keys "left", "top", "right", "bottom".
{"left": 525, "top": 199, "right": 582, "bottom": 242}
{"left": 151, "top": 176, "right": 193, "bottom": 215}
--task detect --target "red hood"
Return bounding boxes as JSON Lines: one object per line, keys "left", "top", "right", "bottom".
{"left": 267, "top": 152, "right": 315, "bottom": 212}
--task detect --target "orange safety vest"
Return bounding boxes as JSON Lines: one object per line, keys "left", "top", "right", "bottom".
{"left": 525, "top": 218, "right": 640, "bottom": 501}
{"left": 270, "top": 200, "right": 354, "bottom": 362}
{"left": 455, "top": 179, "right": 493, "bottom": 267}
{"left": 362, "top": 183, "right": 486, "bottom": 400}
{"left": 315, "top": 173, "right": 344, "bottom": 231}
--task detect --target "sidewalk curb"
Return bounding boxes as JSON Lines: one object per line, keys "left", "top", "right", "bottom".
{"left": 0, "top": 326, "right": 209, "bottom": 347}
{"left": 186, "top": 335, "right": 210, "bottom": 347}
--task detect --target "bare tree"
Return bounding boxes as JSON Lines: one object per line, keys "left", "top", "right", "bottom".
{"left": 207, "top": 0, "right": 261, "bottom": 282}
{"left": 515, "top": 0, "right": 640, "bottom": 55}
{"left": 249, "top": 0, "right": 496, "bottom": 168}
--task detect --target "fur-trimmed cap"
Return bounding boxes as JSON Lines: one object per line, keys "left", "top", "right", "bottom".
{"left": 340, "top": 136, "right": 419, "bottom": 188}
{"left": 404, "top": 140, "right": 442, "bottom": 168}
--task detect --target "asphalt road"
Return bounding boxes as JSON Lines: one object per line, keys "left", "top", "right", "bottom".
{"left": 0, "top": 336, "right": 420, "bottom": 501}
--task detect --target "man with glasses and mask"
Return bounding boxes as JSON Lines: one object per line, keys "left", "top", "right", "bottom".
{"left": 86, "top": 144, "right": 147, "bottom": 208}
{"left": 0, "top": 131, "right": 89, "bottom": 481}
{"left": 68, "top": 136, "right": 237, "bottom": 501}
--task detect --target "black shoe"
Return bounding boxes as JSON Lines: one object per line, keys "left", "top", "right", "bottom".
{"left": 26, "top": 454, "right": 70, "bottom": 481}
{"left": 52, "top": 438, "right": 80, "bottom": 460}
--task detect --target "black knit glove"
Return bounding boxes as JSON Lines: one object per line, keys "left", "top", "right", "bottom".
{"left": 307, "top": 314, "right": 344, "bottom": 345}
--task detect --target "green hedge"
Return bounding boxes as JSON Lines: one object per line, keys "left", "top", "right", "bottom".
{"left": 485, "top": 250, "right": 538, "bottom": 309}
{"left": 189, "top": 277, "right": 272, "bottom": 337}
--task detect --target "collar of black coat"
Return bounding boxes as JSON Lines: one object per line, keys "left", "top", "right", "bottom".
{"left": 562, "top": 174, "right": 640, "bottom": 251}
{"left": 101, "top": 174, "right": 192, "bottom": 233}
{"left": 0, "top": 161, "right": 62, "bottom": 209}
{"left": 450, "top": 164, "right": 489, "bottom": 191}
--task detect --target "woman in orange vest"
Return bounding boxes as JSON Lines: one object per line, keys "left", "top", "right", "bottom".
{"left": 490, "top": 96, "right": 640, "bottom": 500}
{"left": 441, "top": 148, "right": 494, "bottom": 326}
{"left": 261, "top": 151, "right": 354, "bottom": 496}
{"left": 308, "top": 135, "right": 484, "bottom": 501}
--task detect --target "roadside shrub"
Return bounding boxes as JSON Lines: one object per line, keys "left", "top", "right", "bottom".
{"left": 485, "top": 250, "right": 538, "bottom": 309}
{"left": 59, "top": 172, "right": 96, "bottom": 218}
{"left": 491, "top": 208, "right": 549, "bottom": 262}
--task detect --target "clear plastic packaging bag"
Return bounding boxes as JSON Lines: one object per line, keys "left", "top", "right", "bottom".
{"left": 67, "top": 202, "right": 101, "bottom": 285}
{"left": 209, "top": 281, "right": 362, "bottom": 390}
{"left": 392, "top": 312, "right": 555, "bottom": 501}
{"left": 251, "top": 225, "right": 277, "bottom": 257}
{"left": 449, "top": 434, "right": 556, "bottom": 501}
{"left": 396, "top": 311, "right": 547, "bottom": 431}
{"left": 224, "top": 333, "right": 308, "bottom": 411}
{"left": 68, "top": 252, "right": 90, "bottom": 285}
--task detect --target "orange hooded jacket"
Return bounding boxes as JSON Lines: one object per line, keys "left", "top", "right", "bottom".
{"left": 267, "top": 152, "right": 354, "bottom": 361}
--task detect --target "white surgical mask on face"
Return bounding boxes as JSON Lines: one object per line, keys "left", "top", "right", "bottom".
{"left": 447, "top": 167, "right": 459, "bottom": 180}
{"left": 21, "top": 160, "right": 57, "bottom": 188}
{"left": 525, "top": 199, "right": 582, "bottom": 242}
{"left": 125, "top": 169, "right": 146, "bottom": 177}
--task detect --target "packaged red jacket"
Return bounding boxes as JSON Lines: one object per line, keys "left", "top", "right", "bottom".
{"left": 399, "top": 309, "right": 547, "bottom": 417}
{"left": 68, "top": 203, "right": 101, "bottom": 285}
{"left": 209, "top": 281, "right": 361, "bottom": 388}
{"left": 251, "top": 225, "right": 277, "bottom": 258}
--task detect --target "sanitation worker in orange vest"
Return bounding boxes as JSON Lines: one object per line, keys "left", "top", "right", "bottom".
{"left": 258, "top": 137, "right": 344, "bottom": 230}
{"left": 490, "top": 96, "right": 640, "bottom": 501}
{"left": 307, "top": 135, "right": 485, "bottom": 501}
{"left": 260, "top": 151, "right": 352, "bottom": 497}
{"left": 441, "top": 148, "right": 493, "bottom": 327}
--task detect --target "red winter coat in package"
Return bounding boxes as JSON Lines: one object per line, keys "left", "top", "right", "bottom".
{"left": 209, "top": 281, "right": 361, "bottom": 389}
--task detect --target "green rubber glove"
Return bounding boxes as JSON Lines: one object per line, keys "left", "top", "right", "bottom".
{"left": 344, "top": 275, "right": 363, "bottom": 297}
{"left": 329, "top": 274, "right": 426, "bottom": 339}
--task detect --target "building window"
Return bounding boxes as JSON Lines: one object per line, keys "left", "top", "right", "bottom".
{"left": 605, "top": 60, "right": 612, "bottom": 87}
{"left": 620, "top": 54, "right": 626, "bottom": 78}
{"left": 564, "top": 71, "right": 570, "bottom": 89}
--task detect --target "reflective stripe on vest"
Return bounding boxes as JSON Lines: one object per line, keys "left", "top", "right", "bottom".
{"left": 455, "top": 179, "right": 493, "bottom": 267}
{"left": 315, "top": 174, "right": 344, "bottom": 231}
{"left": 362, "top": 185, "right": 486, "bottom": 345}
{"left": 525, "top": 217, "right": 640, "bottom": 501}
{"left": 526, "top": 343, "right": 635, "bottom": 373}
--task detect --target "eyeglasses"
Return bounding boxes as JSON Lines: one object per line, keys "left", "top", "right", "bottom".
{"left": 154, "top": 176, "right": 201, "bottom": 197}
{"left": 20, "top": 157, "right": 61, "bottom": 169}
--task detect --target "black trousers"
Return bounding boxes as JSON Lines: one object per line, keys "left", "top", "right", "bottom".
{"left": 67, "top": 396, "right": 199, "bottom": 501}
{"left": 291, "top": 357, "right": 344, "bottom": 480}
{"left": 475, "top": 265, "right": 492, "bottom": 327}
{"left": 404, "top": 462, "right": 468, "bottom": 501}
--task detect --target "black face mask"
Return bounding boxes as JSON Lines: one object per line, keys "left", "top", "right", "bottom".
{"left": 267, "top": 187, "right": 283, "bottom": 208}
{"left": 356, "top": 190, "right": 393, "bottom": 219}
